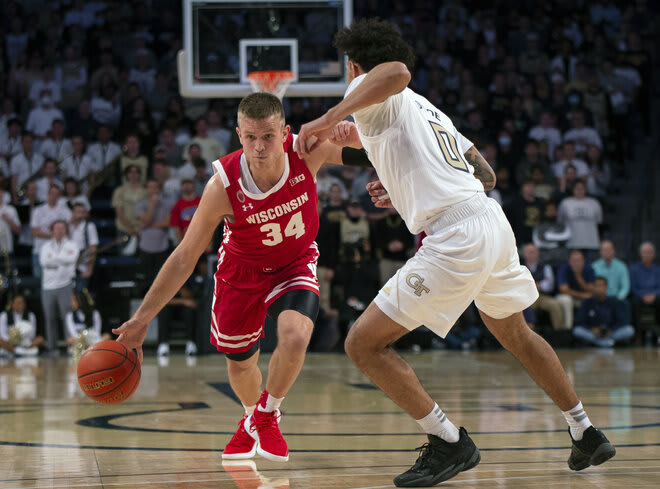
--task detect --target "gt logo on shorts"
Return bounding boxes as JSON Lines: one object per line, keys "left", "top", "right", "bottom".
{"left": 406, "top": 273, "right": 430, "bottom": 296}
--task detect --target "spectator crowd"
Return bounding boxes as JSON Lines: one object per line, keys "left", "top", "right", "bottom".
{"left": 0, "top": 0, "right": 658, "bottom": 356}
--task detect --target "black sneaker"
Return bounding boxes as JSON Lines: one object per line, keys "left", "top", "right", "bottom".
{"left": 394, "top": 427, "right": 480, "bottom": 487}
{"left": 568, "top": 426, "right": 616, "bottom": 471}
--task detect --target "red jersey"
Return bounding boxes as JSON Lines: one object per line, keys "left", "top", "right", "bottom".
{"left": 170, "top": 196, "right": 201, "bottom": 237}
{"left": 212, "top": 134, "right": 319, "bottom": 271}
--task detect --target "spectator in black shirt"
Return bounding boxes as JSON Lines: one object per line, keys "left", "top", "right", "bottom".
{"left": 505, "top": 179, "right": 545, "bottom": 246}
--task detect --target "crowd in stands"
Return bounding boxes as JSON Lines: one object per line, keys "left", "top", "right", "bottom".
{"left": 0, "top": 0, "right": 658, "bottom": 356}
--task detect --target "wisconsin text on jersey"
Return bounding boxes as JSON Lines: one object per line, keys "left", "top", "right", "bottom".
{"left": 245, "top": 192, "right": 310, "bottom": 224}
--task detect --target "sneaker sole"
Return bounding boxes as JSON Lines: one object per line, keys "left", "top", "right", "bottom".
{"left": 221, "top": 444, "right": 257, "bottom": 460}
{"left": 394, "top": 447, "right": 481, "bottom": 487}
{"left": 569, "top": 442, "right": 616, "bottom": 471}
{"left": 257, "top": 445, "right": 289, "bottom": 462}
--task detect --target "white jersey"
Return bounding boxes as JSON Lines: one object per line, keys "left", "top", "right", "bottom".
{"left": 347, "top": 74, "right": 483, "bottom": 234}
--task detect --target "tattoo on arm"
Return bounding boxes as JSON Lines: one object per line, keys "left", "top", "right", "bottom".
{"left": 464, "top": 146, "right": 496, "bottom": 191}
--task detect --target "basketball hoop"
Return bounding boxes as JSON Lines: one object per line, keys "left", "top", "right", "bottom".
{"left": 248, "top": 70, "right": 294, "bottom": 100}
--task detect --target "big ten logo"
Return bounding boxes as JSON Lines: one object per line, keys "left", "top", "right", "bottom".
{"left": 289, "top": 174, "right": 305, "bottom": 187}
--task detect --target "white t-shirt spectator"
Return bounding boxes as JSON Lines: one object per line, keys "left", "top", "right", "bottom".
{"left": 70, "top": 219, "right": 99, "bottom": 274}
{"left": 40, "top": 137, "right": 73, "bottom": 162}
{"left": 30, "top": 202, "right": 72, "bottom": 254}
{"left": 528, "top": 126, "right": 562, "bottom": 160}
{"left": 557, "top": 196, "right": 602, "bottom": 250}
{"left": 10, "top": 153, "right": 45, "bottom": 188}
{"left": 29, "top": 80, "right": 62, "bottom": 106}
{"left": 86, "top": 141, "right": 122, "bottom": 170}
{"left": 59, "top": 154, "right": 96, "bottom": 194}
{"left": 0, "top": 202, "right": 20, "bottom": 253}
{"left": 551, "top": 158, "right": 590, "bottom": 179}
{"left": 39, "top": 237, "right": 79, "bottom": 290}
{"left": 90, "top": 96, "right": 121, "bottom": 127}
{"left": 35, "top": 177, "right": 64, "bottom": 203}
{"left": 26, "top": 105, "right": 65, "bottom": 138}
{"left": 563, "top": 128, "right": 603, "bottom": 156}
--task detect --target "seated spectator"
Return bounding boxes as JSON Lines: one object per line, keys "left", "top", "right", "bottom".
{"left": 556, "top": 249, "right": 595, "bottom": 330}
{"left": 111, "top": 165, "right": 146, "bottom": 242}
{"left": 182, "top": 117, "right": 225, "bottom": 170}
{"left": 26, "top": 93, "right": 64, "bottom": 140}
{"left": 0, "top": 118, "right": 23, "bottom": 165}
{"left": 373, "top": 208, "right": 414, "bottom": 286}
{"left": 592, "top": 240, "right": 630, "bottom": 301}
{"left": 9, "top": 132, "right": 44, "bottom": 204}
{"left": 563, "top": 109, "right": 602, "bottom": 157}
{"left": 90, "top": 81, "right": 121, "bottom": 128}
{"left": 60, "top": 178, "right": 91, "bottom": 211}
{"left": 529, "top": 165, "right": 557, "bottom": 201}
{"left": 170, "top": 178, "right": 200, "bottom": 244}
{"left": 316, "top": 165, "right": 348, "bottom": 203}
{"left": 136, "top": 179, "right": 172, "bottom": 292}
{"left": 551, "top": 141, "right": 589, "bottom": 182}
{"left": 85, "top": 125, "right": 121, "bottom": 188}
{"left": 59, "top": 135, "right": 95, "bottom": 197}
{"left": 152, "top": 159, "right": 181, "bottom": 205}
{"left": 584, "top": 144, "right": 611, "bottom": 200}
{"left": 629, "top": 241, "right": 660, "bottom": 344}
{"left": 120, "top": 134, "right": 149, "bottom": 185}
{"left": 65, "top": 291, "right": 105, "bottom": 349}
{"left": 69, "top": 203, "right": 99, "bottom": 292}
{"left": 39, "top": 119, "right": 72, "bottom": 162}
{"left": 192, "top": 159, "right": 210, "bottom": 196}
{"left": 28, "top": 63, "right": 61, "bottom": 108}
{"left": 119, "top": 96, "right": 156, "bottom": 156}
{"left": 0, "top": 295, "right": 44, "bottom": 356}
{"left": 68, "top": 99, "right": 98, "bottom": 142}
{"left": 522, "top": 243, "right": 565, "bottom": 331}
{"left": 573, "top": 277, "right": 634, "bottom": 347}
{"left": 35, "top": 159, "right": 64, "bottom": 203}
{"left": 504, "top": 179, "right": 545, "bottom": 247}
{"left": 206, "top": 109, "right": 232, "bottom": 154}
{"left": 176, "top": 143, "right": 203, "bottom": 180}
{"left": 158, "top": 127, "right": 183, "bottom": 169}
{"left": 56, "top": 44, "right": 88, "bottom": 112}
{"left": 0, "top": 185, "right": 21, "bottom": 257}
{"left": 557, "top": 180, "right": 602, "bottom": 259}
{"left": 528, "top": 110, "right": 562, "bottom": 160}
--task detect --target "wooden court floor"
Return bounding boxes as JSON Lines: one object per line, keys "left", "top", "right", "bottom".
{"left": 0, "top": 348, "right": 658, "bottom": 488}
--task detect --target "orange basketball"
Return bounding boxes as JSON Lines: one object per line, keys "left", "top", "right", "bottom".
{"left": 77, "top": 340, "right": 141, "bottom": 405}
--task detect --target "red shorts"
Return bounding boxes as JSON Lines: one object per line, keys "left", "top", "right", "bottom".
{"left": 209, "top": 243, "right": 319, "bottom": 353}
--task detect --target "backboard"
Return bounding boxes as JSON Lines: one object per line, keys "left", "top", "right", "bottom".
{"left": 179, "top": 0, "right": 353, "bottom": 98}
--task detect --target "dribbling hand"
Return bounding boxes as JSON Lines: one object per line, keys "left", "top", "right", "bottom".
{"left": 367, "top": 180, "right": 393, "bottom": 208}
{"left": 112, "top": 318, "right": 148, "bottom": 363}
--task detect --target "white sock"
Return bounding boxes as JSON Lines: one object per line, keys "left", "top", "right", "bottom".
{"left": 562, "top": 401, "right": 592, "bottom": 440}
{"left": 243, "top": 404, "right": 255, "bottom": 417}
{"left": 416, "top": 403, "right": 460, "bottom": 443}
{"left": 258, "top": 394, "right": 284, "bottom": 413}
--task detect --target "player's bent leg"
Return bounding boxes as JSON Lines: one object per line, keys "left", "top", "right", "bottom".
{"left": 345, "top": 302, "right": 436, "bottom": 421}
{"left": 347, "top": 303, "right": 481, "bottom": 487}
{"left": 479, "top": 309, "right": 615, "bottom": 470}
{"left": 479, "top": 310, "right": 578, "bottom": 410}
{"left": 223, "top": 346, "right": 262, "bottom": 460}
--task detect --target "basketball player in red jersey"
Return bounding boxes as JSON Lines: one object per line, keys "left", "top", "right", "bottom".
{"left": 114, "top": 93, "right": 350, "bottom": 462}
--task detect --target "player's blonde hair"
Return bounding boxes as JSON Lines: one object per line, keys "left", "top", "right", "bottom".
{"left": 237, "top": 92, "right": 285, "bottom": 127}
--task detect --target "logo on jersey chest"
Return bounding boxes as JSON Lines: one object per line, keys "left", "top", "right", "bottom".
{"left": 242, "top": 203, "right": 253, "bottom": 211}
{"left": 289, "top": 174, "right": 305, "bottom": 187}
{"left": 236, "top": 190, "right": 245, "bottom": 203}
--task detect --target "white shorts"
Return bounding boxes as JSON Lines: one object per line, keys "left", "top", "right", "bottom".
{"left": 375, "top": 193, "right": 538, "bottom": 338}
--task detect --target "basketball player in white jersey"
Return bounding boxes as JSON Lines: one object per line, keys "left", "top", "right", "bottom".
{"left": 296, "top": 19, "right": 615, "bottom": 487}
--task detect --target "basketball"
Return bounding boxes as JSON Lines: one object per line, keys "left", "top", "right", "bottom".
{"left": 77, "top": 340, "right": 141, "bottom": 405}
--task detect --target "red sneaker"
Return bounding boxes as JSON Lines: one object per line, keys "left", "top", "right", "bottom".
{"left": 251, "top": 408, "right": 289, "bottom": 462}
{"left": 222, "top": 414, "right": 257, "bottom": 459}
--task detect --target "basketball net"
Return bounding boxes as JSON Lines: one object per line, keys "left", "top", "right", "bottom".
{"left": 248, "top": 70, "right": 294, "bottom": 100}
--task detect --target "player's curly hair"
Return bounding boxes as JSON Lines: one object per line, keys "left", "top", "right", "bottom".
{"left": 238, "top": 92, "right": 285, "bottom": 126}
{"left": 334, "top": 18, "right": 416, "bottom": 72}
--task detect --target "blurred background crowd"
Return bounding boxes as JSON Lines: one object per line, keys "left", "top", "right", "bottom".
{"left": 0, "top": 0, "right": 658, "bottom": 358}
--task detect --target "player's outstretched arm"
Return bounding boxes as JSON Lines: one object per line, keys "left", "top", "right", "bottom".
{"left": 295, "top": 62, "right": 410, "bottom": 155}
{"left": 464, "top": 146, "right": 496, "bottom": 191}
{"left": 113, "top": 175, "right": 231, "bottom": 362}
